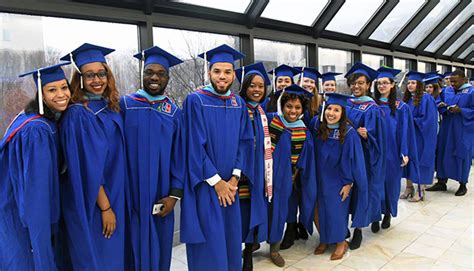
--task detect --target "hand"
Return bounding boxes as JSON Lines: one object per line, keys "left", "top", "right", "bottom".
{"left": 228, "top": 176, "right": 239, "bottom": 197}
{"left": 101, "top": 208, "right": 116, "bottom": 239}
{"left": 448, "top": 105, "right": 461, "bottom": 114}
{"left": 357, "top": 127, "right": 368, "bottom": 140}
{"left": 158, "top": 197, "right": 178, "bottom": 217}
{"left": 437, "top": 102, "right": 447, "bottom": 108}
{"left": 339, "top": 184, "right": 351, "bottom": 202}
{"left": 401, "top": 155, "right": 409, "bottom": 167}
{"left": 214, "top": 180, "right": 236, "bottom": 207}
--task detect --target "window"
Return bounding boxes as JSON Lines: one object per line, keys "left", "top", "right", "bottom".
{"left": 443, "top": 25, "right": 474, "bottom": 56}
{"left": 172, "top": 0, "right": 251, "bottom": 13}
{"left": 153, "top": 27, "right": 240, "bottom": 104}
{"left": 318, "top": 47, "right": 352, "bottom": 94}
{"left": 436, "top": 64, "right": 450, "bottom": 74}
{"left": 261, "top": 0, "right": 329, "bottom": 26}
{"left": 254, "top": 38, "right": 306, "bottom": 75}
{"left": 0, "top": 12, "right": 139, "bottom": 135}
{"left": 417, "top": 61, "right": 427, "bottom": 73}
{"left": 362, "top": 53, "right": 384, "bottom": 69}
{"left": 370, "top": 0, "right": 425, "bottom": 43}
{"left": 401, "top": 0, "right": 458, "bottom": 48}
{"left": 325, "top": 0, "right": 384, "bottom": 36}
{"left": 458, "top": 44, "right": 474, "bottom": 59}
{"left": 394, "top": 58, "right": 410, "bottom": 71}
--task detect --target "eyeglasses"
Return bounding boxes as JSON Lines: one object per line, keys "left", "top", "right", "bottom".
{"left": 144, "top": 69, "right": 168, "bottom": 78}
{"left": 377, "top": 81, "right": 392, "bottom": 86}
{"left": 350, "top": 81, "right": 368, "bottom": 87}
{"left": 83, "top": 70, "right": 107, "bottom": 81}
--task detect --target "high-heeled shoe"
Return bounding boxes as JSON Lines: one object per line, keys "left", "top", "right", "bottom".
{"left": 330, "top": 241, "right": 349, "bottom": 260}
{"left": 408, "top": 186, "right": 425, "bottom": 202}
{"left": 314, "top": 243, "right": 327, "bottom": 255}
{"left": 400, "top": 186, "right": 414, "bottom": 199}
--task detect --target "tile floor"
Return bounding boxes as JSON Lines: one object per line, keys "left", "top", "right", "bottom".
{"left": 171, "top": 167, "right": 474, "bottom": 270}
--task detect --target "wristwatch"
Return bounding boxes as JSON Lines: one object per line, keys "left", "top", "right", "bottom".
{"left": 232, "top": 174, "right": 241, "bottom": 182}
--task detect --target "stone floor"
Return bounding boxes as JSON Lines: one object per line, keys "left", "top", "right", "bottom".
{"left": 170, "top": 167, "right": 474, "bottom": 270}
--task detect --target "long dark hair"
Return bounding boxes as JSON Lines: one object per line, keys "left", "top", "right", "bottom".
{"left": 403, "top": 80, "right": 424, "bottom": 107}
{"left": 280, "top": 92, "right": 308, "bottom": 115}
{"left": 317, "top": 105, "right": 349, "bottom": 144}
{"left": 428, "top": 83, "right": 440, "bottom": 99}
{"left": 239, "top": 73, "right": 267, "bottom": 103}
{"left": 374, "top": 78, "right": 397, "bottom": 115}
{"left": 266, "top": 77, "right": 295, "bottom": 112}
{"left": 24, "top": 82, "right": 72, "bottom": 120}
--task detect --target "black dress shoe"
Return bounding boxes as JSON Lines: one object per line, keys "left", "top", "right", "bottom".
{"left": 280, "top": 223, "right": 296, "bottom": 250}
{"left": 426, "top": 182, "right": 447, "bottom": 191}
{"left": 371, "top": 222, "right": 380, "bottom": 233}
{"left": 381, "top": 215, "right": 391, "bottom": 229}
{"left": 455, "top": 184, "right": 467, "bottom": 196}
{"left": 242, "top": 248, "right": 253, "bottom": 271}
{"left": 297, "top": 222, "right": 308, "bottom": 240}
{"left": 349, "top": 228, "right": 362, "bottom": 250}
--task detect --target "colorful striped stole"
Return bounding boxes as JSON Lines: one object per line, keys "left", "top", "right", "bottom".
{"left": 269, "top": 115, "right": 307, "bottom": 169}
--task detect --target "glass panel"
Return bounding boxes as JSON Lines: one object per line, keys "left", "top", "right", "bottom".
{"left": 418, "top": 61, "right": 427, "bottom": 73}
{"left": 425, "top": 1, "right": 474, "bottom": 52}
{"left": 401, "top": 0, "right": 459, "bottom": 48}
{"left": 254, "top": 38, "right": 306, "bottom": 73}
{"left": 172, "top": 0, "right": 252, "bottom": 13}
{"left": 459, "top": 44, "right": 474, "bottom": 59}
{"left": 394, "top": 58, "right": 410, "bottom": 71}
{"left": 362, "top": 53, "right": 384, "bottom": 69}
{"left": 369, "top": 0, "right": 425, "bottom": 43}
{"left": 443, "top": 25, "right": 474, "bottom": 56}
{"left": 326, "top": 0, "right": 384, "bottom": 36}
{"left": 0, "top": 12, "right": 139, "bottom": 135}
{"left": 318, "top": 47, "right": 353, "bottom": 94}
{"left": 153, "top": 27, "right": 240, "bottom": 104}
{"left": 436, "top": 64, "right": 450, "bottom": 74}
{"left": 261, "top": 0, "right": 329, "bottom": 26}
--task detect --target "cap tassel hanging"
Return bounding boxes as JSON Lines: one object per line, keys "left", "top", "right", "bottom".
{"left": 203, "top": 52, "right": 208, "bottom": 86}
{"left": 276, "top": 87, "right": 286, "bottom": 116}
{"left": 69, "top": 53, "right": 83, "bottom": 89}
{"left": 299, "top": 67, "right": 304, "bottom": 87}
{"left": 140, "top": 50, "right": 145, "bottom": 89}
{"left": 398, "top": 71, "right": 407, "bottom": 89}
{"left": 37, "top": 70, "right": 44, "bottom": 115}
{"left": 272, "top": 70, "right": 276, "bottom": 93}
{"left": 240, "top": 66, "right": 245, "bottom": 92}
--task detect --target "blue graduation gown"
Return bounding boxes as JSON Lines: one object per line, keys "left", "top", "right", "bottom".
{"left": 240, "top": 103, "right": 268, "bottom": 244}
{"left": 267, "top": 115, "right": 316, "bottom": 244}
{"left": 406, "top": 94, "right": 438, "bottom": 184}
{"left": 314, "top": 125, "right": 368, "bottom": 243}
{"left": 0, "top": 112, "right": 60, "bottom": 271}
{"left": 380, "top": 100, "right": 420, "bottom": 217}
{"left": 60, "top": 100, "right": 127, "bottom": 271}
{"left": 346, "top": 99, "right": 386, "bottom": 224}
{"left": 436, "top": 85, "right": 474, "bottom": 184}
{"left": 120, "top": 93, "right": 184, "bottom": 271}
{"left": 180, "top": 88, "right": 255, "bottom": 271}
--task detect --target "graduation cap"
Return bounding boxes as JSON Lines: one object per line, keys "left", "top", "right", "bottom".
{"left": 345, "top": 62, "right": 379, "bottom": 81}
{"left": 423, "top": 75, "right": 441, "bottom": 85}
{"left": 60, "top": 43, "right": 115, "bottom": 89}
{"left": 19, "top": 62, "right": 70, "bottom": 115}
{"left": 133, "top": 46, "right": 183, "bottom": 88}
{"left": 376, "top": 67, "right": 401, "bottom": 80}
{"left": 235, "top": 62, "right": 271, "bottom": 86}
{"left": 268, "top": 64, "right": 301, "bottom": 93}
{"left": 198, "top": 44, "right": 244, "bottom": 85}
{"left": 406, "top": 71, "right": 425, "bottom": 82}
{"left": 277, "top": 84, "right": 313, "bottom": 116}
{"left": 295, "top": 67, "right": 321, "bottom": 81}
{"left": 321, "top": 72, "right": 342, "bottom": 83}
{"left": 325, "top": 93, "right": 351, "bottom": 107}
{"left": 469, "top": 77, "right": 474, "bottom": 82}
{"left": 443, "top": 71, "right": 453, "bottom": 78}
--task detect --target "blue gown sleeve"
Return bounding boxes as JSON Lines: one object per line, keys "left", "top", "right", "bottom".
{"left": 297, "top": 132, "right": 317, "bottom": 235}
{"left": 170, "top": 110, "right": 185, "bottom": 197}
{"left": 234, "top": 102, "right": 255, "bottom": 180}
{"left": 460, "top": 91, "right": 474, "bottom": 149}
{"left": 13, "top": 125, "right": 59, "bottom": 270}
{"left": 364, "top": 107, "right": 387, "bottom": 185}
{"left": 413, "top": 95, "right": 438, "bottom": 166}
{"left": 400, "top": 106, "right": 420, "bottom": 183}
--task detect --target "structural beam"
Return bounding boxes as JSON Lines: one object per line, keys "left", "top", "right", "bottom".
{"left": 434, "top": 16, "right": 473, "bottom": 57}
{"left": 357, "top": 0, "right": 399, "bottom": 44}
{"left": 311, "top": 0, "right": 345, "bottom": 38}
{"left": 451, "top": 36, "right": 474, "bottom": 60}
{"left": 245, "top": 0, "right": 269, "bottom": 29}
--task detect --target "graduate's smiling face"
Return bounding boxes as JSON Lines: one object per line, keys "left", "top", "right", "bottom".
{"left": 376, "top": 77, "right": 394, "bottom": 97}
{"left": 209, "top": 62, "right": 234, "bottom": 94}
{"left": 324, "top": 104, "right": 342, "bottom": 125}
{"left": 143, "top": 64, "right": 169, "bottom": 96}
{"left": 300, "top": 77, "right": 317, "bottom": 93}
{"left": 42, "top": 79, "right": 71, "bottom": 112}
{"left": 407, "top": 80, "right": 418, "bottom": 93}
{"left": 81, "top": 62, "right": 107, "bottom": 95}
{"left": 246, "top": 75, "right": 265, "bottom": 103}
{"left": 276, "top": 76, "right": 292, "bottom": 91}
{"left": 283, "top": 98, "right": 303, "bottom": 123}
{"left": 323, "top": 80, "right": 336, "bottom": 93}
{"left": 350, "top": 75, "right": 370, "bottom": 97}
{"left": 425, "top": 84, "right": 434, "bottom": 95}
{"left": 449, "top": 75, "right": 464, "bottom": 90}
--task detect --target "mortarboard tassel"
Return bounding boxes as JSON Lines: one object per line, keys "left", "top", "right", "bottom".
{"left": 240, "top": 66, "right": 245, "bottom": 92}
{"left": 140, "top": 50, "right": 145, "bottom": 90}
{"left": 300, "top": 66, "right": 304, "bottom": 87}
{"left": 37, "top": 70, "right": 44, "bottom": 115}
{"left": 69, "top": 53, "right": 83, "bottom": 90}
{"left": 204, "top": 52, "right": 208, "bottom": 85}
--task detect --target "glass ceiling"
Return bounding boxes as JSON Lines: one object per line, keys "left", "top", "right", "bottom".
{"left": 425, "top": 1, "right": 474, "bottom": 53}
{"left": 172, "top": 0, "right": 252, "bottom": 13}
{"left": 261, "top": 0, "right": 328, "bottom": 26}
{"left": 401, "top": 0, "right": 459, "bottom": 48}
{"left": 459, "top": 44, "right": 474, "bottom": 59}
{"left": 369, "top": 0, "right": 425, "bottom": 43}
{"left": 325, "top": 0, "right": 384, "bottom": 36}
{"left": 443, "top": 25, "right": 474, "bottom": 56}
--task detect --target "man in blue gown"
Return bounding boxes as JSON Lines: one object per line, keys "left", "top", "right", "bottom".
{"left": 120, "top": 46, "right": 185, "bottom": 270}
{"left": 180, "top": 44, "right": 255, "bottom": 271}
{"left": 429, "top": 70, "right": 474, "bottom": 196}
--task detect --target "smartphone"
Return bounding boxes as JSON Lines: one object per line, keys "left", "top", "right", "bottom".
{"left": 152, "top": 203, "right": 164, "bottom": 215}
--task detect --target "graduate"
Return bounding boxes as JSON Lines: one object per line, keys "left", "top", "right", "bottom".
{"left": 59, "top": 43, "right": 128, "bottom": 270}
{"left": 373, "top": 67, "right": 419, "bottom": 231}
{"left": 180, "top": 44, "right": 255, "bottom": 271}
{"left": 0, "top": 63, "right": 70, "bottom": 270}
{"left": 262, "top": 64, "right": 300, "bottom": 112}
{"left": 295, "top": 67, "right": 322, "bottom": 128}
{"left": 344, "top": 62, "right": 385, "bottom": 249}
{"left": 312, "top": 93, "right": 368, "bottom": 261}
{"left": 321, "top": 72, "right": 342, "bottom": 93}
{"left": 470, "top": 76, "right": 474, "bottom": 86}
{"left": 120, "top": 46, "right": 184, "bottom": 271}
{"left": 267, "top": 84, "right": 316, "bottom": 267}
{"left": 429, "top": 70, "right": 474, "bottom": 196}
{"left": 400, "top": 71, "right": 438, "bottom": 202}
{"left": 235, "top": 62, "right": 271, "bottom": 271}
{"left": 423, "top": 75, "right": 442, "bottom": 103}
